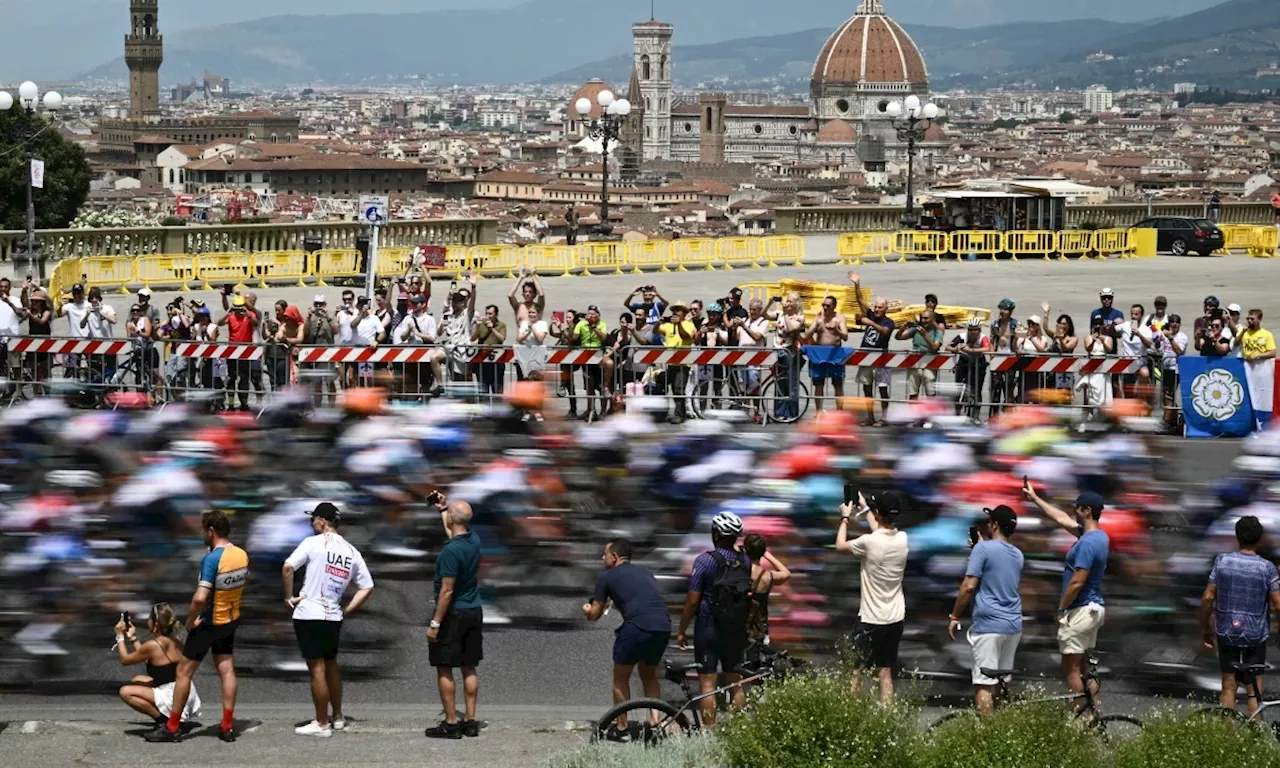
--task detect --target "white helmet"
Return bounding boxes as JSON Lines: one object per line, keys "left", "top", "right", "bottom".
{"left": 711, "top": 511, "right": 744, "bottom": 537}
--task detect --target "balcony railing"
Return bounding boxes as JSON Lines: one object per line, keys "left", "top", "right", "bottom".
{"left": 0, "top": 218, "right": 499, "bottom": 263}
{"left": 775, "top": 202, "right": 1277, "bottom": 234}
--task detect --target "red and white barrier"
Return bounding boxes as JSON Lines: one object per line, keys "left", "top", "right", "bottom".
{"left": 843, "top": 352, "right": 951, "bottom": 370}
{"left": 630, "top": 349, "right": 779, "bottom": 367}
{"left": 988, "top": 356, "right": 1143, "bottom": 375}
{"left": 9, "top": 338, "right": 130, "bottom": 356}
{"left": 172, "top": 342, "right": 263, "bottom": 361}
{"left": 295, "top": 346, "right": 605, "bottom": 366}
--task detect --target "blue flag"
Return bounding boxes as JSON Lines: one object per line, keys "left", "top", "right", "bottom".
{"left": 1179, "top": 357, "right": 1256, "bottom": 438}
{"left": 801, "top": 346, "right": 853, "bottom": 367}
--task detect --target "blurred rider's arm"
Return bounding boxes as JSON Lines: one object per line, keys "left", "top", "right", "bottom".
{"left": 1022, "top": 479, "right": 1079, "bottom": 535}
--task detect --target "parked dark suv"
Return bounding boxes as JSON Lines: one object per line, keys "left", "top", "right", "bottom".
{"left": 1132, "top": 216, "right": 1224, "bottom": 256}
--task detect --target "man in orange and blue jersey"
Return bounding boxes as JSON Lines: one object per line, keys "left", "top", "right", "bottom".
{"left": 146, "top": 510, "right": 249, "bottom": 743}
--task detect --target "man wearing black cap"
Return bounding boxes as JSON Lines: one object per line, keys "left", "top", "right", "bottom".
{"left": 836, "top": 490, "right": 909, "bottom": 706}
{"left": 948, "top": 505, "right": 1024, "bottom": 714}
{"left": 282, "top": 503, "right": 375, "bottom": 738}
{"left": 1023, "top": 481, "right": 1110, "bottom": 702}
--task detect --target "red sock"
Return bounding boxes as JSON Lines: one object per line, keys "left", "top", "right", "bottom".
{"left": 221, "top": 709, "right": 235, "bottom": 731}
{"left": 166, "top": 710, "right": 181, "bottom": 733}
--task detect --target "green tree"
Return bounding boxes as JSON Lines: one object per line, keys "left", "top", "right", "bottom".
{"left": 0, "top": 108, "right": 91, "bottom": 231}
{"left": 1058, "top": 111, "right": 1078, "bottom": 123}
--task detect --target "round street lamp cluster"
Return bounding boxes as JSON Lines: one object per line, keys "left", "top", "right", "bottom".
{"left": 575, "top": 89, "right": 632, "bottom": 237}
{"left": 885, "top": 94, "right": 938, "bottom": 229}
{"left": 2, "top": 81, "right": 64, "bottom": 278}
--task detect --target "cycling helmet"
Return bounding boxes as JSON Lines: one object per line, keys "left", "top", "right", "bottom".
{"left": 711, "top": 511, "right": 744, "bottom": 537}
{"left": 966, "top": 317, "right": 982, "bottom": 328}
{"left": 998, "top": 298, "right": 1015, "bottom": 311}
{"left": 1204, "top": 295, "right": 1220, "bottom": 308}
{"left": 707, "top": 302, "right": 724, "bottom": 315}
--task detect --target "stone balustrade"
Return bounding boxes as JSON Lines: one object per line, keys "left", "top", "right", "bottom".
{"left": 0, "top": 217, "right": 499, "bottom": 265}
{"left": 776, "top": 202, "right": 1277, "bottom": 234}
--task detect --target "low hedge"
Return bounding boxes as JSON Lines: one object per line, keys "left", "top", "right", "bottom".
{"left": 1109, "top": 707, "right": 1280, "bottom": 768}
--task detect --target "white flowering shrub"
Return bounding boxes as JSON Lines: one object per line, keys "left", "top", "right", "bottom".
{"left": 70, "top": 210, "right": 154, "bottom": 229}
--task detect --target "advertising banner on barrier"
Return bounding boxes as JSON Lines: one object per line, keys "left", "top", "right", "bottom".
{"left": 1179, "top": 357, "right": 1255, "bottom": 438}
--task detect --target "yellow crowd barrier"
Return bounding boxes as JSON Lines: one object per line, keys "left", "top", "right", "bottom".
{"left": 81, "top": 255, "right": 137, "bottom": 294}
{"left": 469, "top": 244, "right": 521, "bottom": 279}
{"left": 949, "top": 231, "right": 1004, "bottom": 262}
{"left": 1056, "top": 231, "right": 1094, "bottom": 261}
{"left": 1216, "top": 224, "right": 1257, "bottom": 255}
{"left": 1005, "top": 230, "right": 1055, "bottom": 262}
{"left": 311, "top": 250, "right": 362, "bottom": 285}
{"left": 1093, "top": 229, "right": 1133, "bottom": 259}
{"left": 196, "top": 252, "right": 253, "bottom": 291}
{"left": 762, "top": 235, "right": 805, "bottom": 267}
{"left": 838, "top": 232, "right": 894, "bottom": 265}
{"left": 578, "top": 242, "right": 625, "bottom": 275}
{"left": 625, "top": 241, "right": 671, "bottom": 273}
{"left": 1253, "top": 226, "right": 1278, "bottom": 258}
{"left": 671, "top": 239, "right": 717, "bottom": 272}
{"left": 717, "top": 237, "right": 760, "bottom": 269}
{"left": 524, "top": 244, "right": 577, "bottom": 277}
{"left": 136, "top": 255, "right": 197, "bottom": 291}
{"left": 376, "top": 247, "right": 413, "bottom": 276}
{"left": 252, "top": 251, "right": 308, "bottom": 288}
{"left": 893, "top": 230, "right": 949, "bottom": 263}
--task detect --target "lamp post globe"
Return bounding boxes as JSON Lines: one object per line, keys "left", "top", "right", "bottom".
{"left": 43, "top": 91, "right": 63, "bottom": 111}
{"left": 923, "top": 102, "right": 938, "bottom": 120}
{"left": 575, "top": 97, "right": 592, "bottom": 117}
{"left": 904, "top": 94, "right": 921, "bottom": 113}
{"left": 0, "top": 92, "right": 12, "bottom": 112}
{"left": 18, "top": 81, "right": 38, "bottom": 109}
{"left": 615, "top": 99, "right": 631, "bottom": 116}
{"left": 596, "top": 90, "right": 614, "bottom": 108}
{"left": 886, "top": 101, "right": 902, "bottom": 118}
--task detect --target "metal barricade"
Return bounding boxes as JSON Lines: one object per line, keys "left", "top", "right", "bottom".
{"left": 577, "top": 242, "right": 625, "bottom": 275}
{"left": 1092, "top": 229, "right": 1133, "bottom": 259}
{"left": 839, "top": 232, "right": 894, "bottom": 265}
{"left": 311, "top": 249, "right": 362, "bottom": 286}
{"left": 80, "top": 256, "right": 136, "bottom": 294}
{"left": 376, "top": 247, "right": 413, "bottom": 276}
{"left": 470, "top": 245, "right": 521, "bottom": 279}
{"left": 1056, "top": 230, "right": 1094, "bottom": 261}
{"left": 135, "top": 255, "right": 197, "bottom": 292}
{"left": 893, "top": 230, "right": 949, "bottom": 263}
{"left": 196, "top": 252, "right": 254, "bottom": 291}
{"left": 761, "top": 235, "right": 805, "bottom": 267}
{"left": 1004, "top": 230, "right": 1056, "bottom": 262}
{"left": 251, "top": 251, "right": 309, "bottom": 288}
{"left": 670, "top": 238, "right": 717, "bottom": 271}
{"left": 717, "top": 237, "right": 760, "bottom": 270}
{"left": 625, "top": 241, "right": 672, "bottom": 273}
{"left": 949, "top": 230, "right": 1005, "bottom": 262}
{"left": 1253, "top": 226, "right": 1278, "bottom": 258}
{"left": 1216, "top": 224, "right": 1257, "bottom": 255}
{"left": 524, "top": 244, "right": 577, "bottom": 277}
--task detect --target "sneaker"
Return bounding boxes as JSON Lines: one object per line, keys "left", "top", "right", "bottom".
{"left": 605, "top": 724, "right": 632, "bottom": 743}
{"left": 460, "top": 720, "right": 479, "bottom": 738}
{"left": 295, "top": 720, "right": 332, "bottom": 738}
{"left": 143, "top": 725, "right": 181, "bottom": 743}
{"left": 424, "top": 720, "right": 462, "bottom": 740}
{"left": 218, "top": 726, "right": 238, "bottom": 743}
{"left": 331, "top": 718, "right": 347, "bottom": 732}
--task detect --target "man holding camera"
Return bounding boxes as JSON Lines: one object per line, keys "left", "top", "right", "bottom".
{"left": 1196, "top": 313, "right": 1232, "bottom": 358}
{"left": 948, "top": 505, "right": 1024, "bottom": 714}
{"left": 896, "top": 308, "right": 944, "bottom": 400}
{"left": 657, "top": 301, "right": 697, "bottom": 424}
{"left": 304, "top": 296, "right": 338, "bottom": 406}
{"left": 625, "top": 285, "right": 667, "bottom": 326}
{"left": 850, "top": 273, "right": 895, "bottom": 425}
{"left": 216, "top": 295, "right": 260, "bottom": 411}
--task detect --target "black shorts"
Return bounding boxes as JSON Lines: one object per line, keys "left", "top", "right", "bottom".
{"left": 613, "top": 623, "right": 669, "bottom": 667}
{"left": 430, "top": 607, "right": 484, "bottom": 669}
{"left": 1218, "top": 639, "right": 1267, "bottom": 674}
{"left": 693, "top": 616, "right": 745, "bottom": 675}
{"left": 850, "top": 620, "right": 903, "bottom": 671}
{"left": 294, "top": 619, "right": 342, "bottom": 661}
{"left": 184, "top": 620, "right": 239, "bottom": 661}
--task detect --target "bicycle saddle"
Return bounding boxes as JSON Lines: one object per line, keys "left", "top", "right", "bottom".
{"left": 1232, "top": 663, "right": 1272, "bottom": 675}
{"left": 665, "top": 661, "right": 700, "bottom": 683}
{"left": 980, "top": 667, "right": 1018, "bottom": 679}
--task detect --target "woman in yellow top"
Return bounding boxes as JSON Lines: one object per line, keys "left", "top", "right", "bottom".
{"left": 657, "top": 301, "right": 696, "bottom": 422}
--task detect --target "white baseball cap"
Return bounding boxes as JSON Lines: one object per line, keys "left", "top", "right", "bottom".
{"left": 313, "top": 294, "right": 327, "bottom": 304}
{"left": 1228, "top": 303, "right": 1242, "bottom": 314}
{"left": 137, "top": 287, "right": 152, "bottom": 297}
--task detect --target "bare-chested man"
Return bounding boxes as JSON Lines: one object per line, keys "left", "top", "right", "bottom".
{"left": 806, "top": 295, "right": 849, "bottom": 411}
{"left": 508, "top": 267, "right": 546, "bottom": 327}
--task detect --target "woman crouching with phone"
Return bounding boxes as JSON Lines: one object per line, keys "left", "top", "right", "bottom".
{"left": 115, "top": 604, "right": 201, "bottom": 725}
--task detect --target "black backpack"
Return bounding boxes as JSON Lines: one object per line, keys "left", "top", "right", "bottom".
{"left": 705, "top": 551, "right": 752, "bottom": 643}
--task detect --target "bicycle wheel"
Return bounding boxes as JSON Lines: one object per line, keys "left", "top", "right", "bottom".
{"left": 761, "top": 377, "right": 810, "bottom": 424}
{"left": 592, "top": 698, "right": 692, "bottom": 745}
{"left": 1254, "top": 701, "right": 1280, "bottom": 741}
{"left": 690, "top": 378, "right": 735, "bottom": 420}
{"left": 1095, "top": 714, "right": 1143, "bottom": 743}
{"left": 927, "top": 709, "right": 978, "bottom": 733}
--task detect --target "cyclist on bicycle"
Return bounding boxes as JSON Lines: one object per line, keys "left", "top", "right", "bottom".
{"left": 1200, "top": 515, "right": 1280, "bottom": 716}
{"left": 676, "top": 512, "right": 751, "bottom": 728}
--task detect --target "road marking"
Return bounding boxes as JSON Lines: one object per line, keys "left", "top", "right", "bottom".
{"left": 20, "top": 721, "right": 40, "bottom": 733}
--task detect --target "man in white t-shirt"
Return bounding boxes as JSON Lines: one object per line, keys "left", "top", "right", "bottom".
{"left": 61, "top": 284, "right": 92, "bottom": 338}
{"left": 282, "top": 502, "right": 375, "bottom": 738}
{"left": 836, "top": 490, "right": 908, "bottom": 706}
{"left": 1115, "top": 303, "right": 1153, "bottom": 399}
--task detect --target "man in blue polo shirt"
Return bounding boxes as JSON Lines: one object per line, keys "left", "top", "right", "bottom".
{"left": 1089, "top": 288, "right": 1124, "bottom": 329}
{"left": 584, "top": 538, "right": 671, "bottom": 742}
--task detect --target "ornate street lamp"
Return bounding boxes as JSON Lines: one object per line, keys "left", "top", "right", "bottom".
{"left": 2, "top": 82, "right": 64, "bottom": 279}
{"left": 886, "top": 94, "right": 937, "bottom": 229}
{"left": 575, "top": 89, "right": 631, "bottom": 237}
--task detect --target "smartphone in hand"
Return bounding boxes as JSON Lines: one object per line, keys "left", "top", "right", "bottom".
{"left": 844, "top": 483, "right": 858, "bottom": 506}
{"left": 552, "top": 311, "right": 566, "bottom": 325}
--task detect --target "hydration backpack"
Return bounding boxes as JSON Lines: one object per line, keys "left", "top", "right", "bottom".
{"left": 705, "top": 551, "right": 751, "bottom": 644}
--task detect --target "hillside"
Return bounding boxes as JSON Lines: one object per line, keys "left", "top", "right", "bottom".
{"left": 75, "top": 0, "right": 1226, "bottom": 86}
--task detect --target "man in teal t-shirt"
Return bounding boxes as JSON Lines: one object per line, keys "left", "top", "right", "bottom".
{"left": 426, "top": 499, "right": 484, "bottom": 739}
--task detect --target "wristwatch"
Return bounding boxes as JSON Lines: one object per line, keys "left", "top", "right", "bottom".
{"left": 429, "top": 620, "right": 441, "bottom": 629}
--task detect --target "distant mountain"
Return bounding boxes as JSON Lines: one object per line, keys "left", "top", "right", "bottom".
{"left": 545, "top": 20, "right": 1142, "bottom": 88}
{"left": 72, "top": 0, "right": 1228, "bottom": 86}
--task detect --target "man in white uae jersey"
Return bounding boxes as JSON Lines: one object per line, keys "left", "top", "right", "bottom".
{"left": 282, "top": 502, "right": 375, "bottom": 738}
